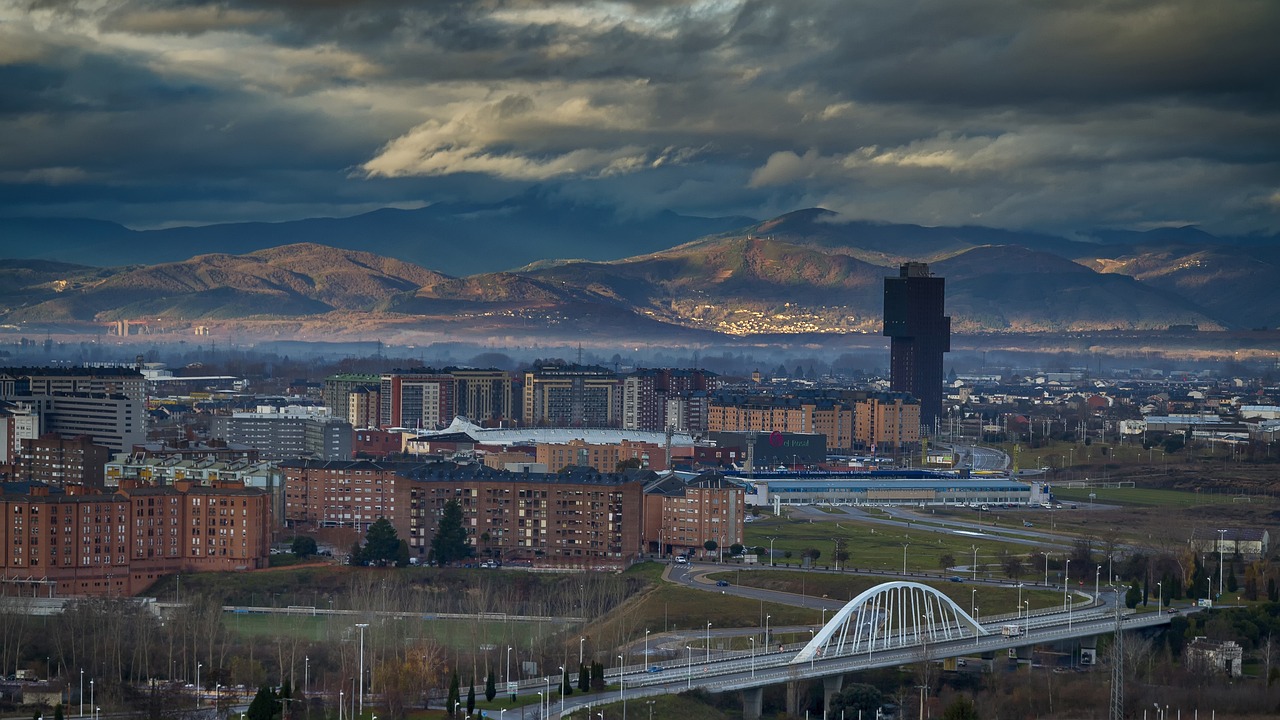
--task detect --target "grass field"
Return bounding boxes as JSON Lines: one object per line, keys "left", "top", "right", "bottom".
{"left": 1050, "top": 485, "right": 1262, "bottom": 508}
{"left": 223, "top": 612, "right": 558, "bottom": 650}
{"left": 703, "top": 569, "right": 1063, "bottom": 618}
{"left": 743, "top": 514, "right": 1030, "bottom": 576}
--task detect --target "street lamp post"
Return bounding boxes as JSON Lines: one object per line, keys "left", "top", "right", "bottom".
{"left": 355, "top": 623, "right": 369, "bottom": 717}
{"left": 971, "top": 588, "right": 976, "bottom": 618}
{"left": 686, "top": 646, "right": 693, "bottom": 689}
{"left": 1158, "top": 581, "right": 1163, "bottom": 611}
{"left": 618, "top": 654, "right": 626, "bottom": 720}
{"left": 903, "top": 543, "right": 909, "bottom": 574}
{"left": 339, "top": 691, "right": 343, "bottom": 720}
{"left": 559, "top": 666, "right": 566, "bottom": 719}
{"left": 1218, "top": 528, "right": 1227, "bottom": 598}
{"left": 705, "top": 622, "right": 712, "bottom": 664}
{"left": 305, "top": 655, "right": 309, "bottom": 697}
{"left": 80, "top": 669, "right": 84, "bottom": 718}
{"left": 971, "top": 545, "right": 978, "bottom": 580}
{"left": 1064, "top": 560, "right": 1071, "bottom": 610}
{"left": 580, "top": 637, "right": 586, "bottom": 667}
{"left": 536, "top": 694, "right": 543, "bottom": 720}
{"left": 644, "top": 629, "right": 650, "bottom": 666}
{"left": 769, "top": 537, "right": 777, "bottom": 567}
{"left": 90, "top": 679, "right": 94, "bottom": 715}
{"left": 765, "top": 614, "right": 771, "bottom": 647}
{"left": 507, "top": 646, "right": 514, "bottom": 701}
{"left": 1095, "top": 566, "right": 1101, "bottom": 600}
{"left": 1017, "top": 584, "right": 1023, "bottom": 619}
{"left": 195, "top": 664, "right": 200, "bottom": 708}
{"left": 748, "top": 638, "right": 755, "bottom": 677}
{"left": 1023, "top": 600, "right": 1030, "bottom": 631}
{"left": 974, "top": 607, "right": 979, "bottom": 647}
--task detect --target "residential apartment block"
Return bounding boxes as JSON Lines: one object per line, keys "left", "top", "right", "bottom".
{"left": 535, "top": 439, "right": 669, "bottom": 473}
{"left": 379, "top": 368, "right": 514, "bottom": 430}
{"left": 282, "top": 460, "right": 740, "bottom": 566}
{"left": 621, "top": 369, "right": 719, "bottom": 432}
{"left": 854, "top": 393, "right": 922, "bottom": 451}
{"left": 0, "top": 480, "right": 271, "bottom": 597}
{"left": 523, "top": 364, "right": 621, "bottom": 427}
{"left": 708, "top": 396, "right": 855, "bottom": 450}
{"left": 12, "top": 433, "right": 109, "bottom": 486}
{"left": 643, "top": 472, "right": 746, "bottom": 559}
{"left": 211, "top": 407, "right": 352, "bottom": 461}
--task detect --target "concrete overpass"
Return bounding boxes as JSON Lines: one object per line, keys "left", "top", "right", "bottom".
{"left": 553, "top": 582, "right": 1177, "bottom": 720}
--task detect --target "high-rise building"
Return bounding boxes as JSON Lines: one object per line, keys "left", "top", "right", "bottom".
{"left": 379, "top": 368, "right": 514, "bottom": 430}
{"left": 883, "top": 262, "right": 950, "bottom": 428}
{"left": 522, "top": 364, "right": 620, "bottom": 427}
{"left": 621, "top": 369, "right": 719, "bottom": 431}
{"left": 322, "top": 374, "right": 380, "bottom": 421}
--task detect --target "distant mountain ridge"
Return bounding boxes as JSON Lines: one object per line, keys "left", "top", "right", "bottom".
{"left": 1, "top": 205, "right": 1277, "bottom": 337}
{"left": 0, "top": 195, "right": 755, "bottom": 277}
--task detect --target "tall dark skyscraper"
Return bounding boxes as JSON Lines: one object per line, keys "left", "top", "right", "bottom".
{"left": 883, "top": 262, "right": 950, "bottom": 429}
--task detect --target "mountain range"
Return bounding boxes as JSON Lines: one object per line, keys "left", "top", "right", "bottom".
{"left": 2, "top": 203, "right": 1278, "bottom": 341}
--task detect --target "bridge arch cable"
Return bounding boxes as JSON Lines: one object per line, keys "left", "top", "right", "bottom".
{"left": 792, "top": 581, "right": 988, "bottom": 664}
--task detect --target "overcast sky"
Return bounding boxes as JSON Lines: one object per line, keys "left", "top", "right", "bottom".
{"left": 2, "top": 0, "right": 1277, "bottom": 235}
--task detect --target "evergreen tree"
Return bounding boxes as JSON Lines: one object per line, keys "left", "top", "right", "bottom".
{"left": 485, "top": 669, "right": 496, "bottom": 702}
{"left": 362, "top": 519, "right": 404, "bottom": 566}
{"left": 446, "top": 672, "right": 460, "bottom": 718}
{"left": 1125, "top": 581, "right": 1141, "bottom": 609}
{"left": 1268, "top": 577, "right": 1278, "bottom": 602}
{"left": 431, "top": 499, "right": 472, "bottom": 567}
{"left": 578, "top": 663, "right": 590, "bottom": 692}
{"left": 247, "top": 685, "right": 281, "bottom": 720}
{"left": 290, "top": 535, "right": 318, "bottom": 558}
{"left": 591, "top": 661, "right": 605, "bottom": 692}
{"left": 829, "top": 683, "right": 883, "bottom": 720}
{"left": 562, "top": 667, "right": 573, "bottom": 696}
{"left": 466, "top": 678, "right": 476, "bottom": 715}
{"left": 1227, "top": 569, "right": 1238, "bottom": 593}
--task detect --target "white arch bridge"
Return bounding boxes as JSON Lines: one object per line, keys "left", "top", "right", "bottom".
{"left": 793, "top": 581, "right": 987, "bottom": 663}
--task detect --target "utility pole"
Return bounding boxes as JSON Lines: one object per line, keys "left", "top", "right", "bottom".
{"left": 1109, "top": 584, "right": 1124, "bottom": 720}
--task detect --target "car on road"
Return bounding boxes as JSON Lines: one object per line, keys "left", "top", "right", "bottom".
{"left": 949, "top": 576, "right": 964, "bottom": 582}
{"left": 675, "top": 555, "right": 688, "bottom": 564}
{"left": 716, "top": 580, "right": 730, "bottom": 587}
{"left": 1023, "top": 521, "right": 1034, "bottom": 527}
{"left": 648, "top": 666, "right": 662, "bottom": 673}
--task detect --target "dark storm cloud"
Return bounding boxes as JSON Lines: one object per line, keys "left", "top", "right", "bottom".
{"left": 0, "top": 0, "right": 1276, "bottom": 234}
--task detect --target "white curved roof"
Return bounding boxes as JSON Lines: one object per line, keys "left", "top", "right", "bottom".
{"left": 414, "top": 416, "right": 698, "bottom": 447}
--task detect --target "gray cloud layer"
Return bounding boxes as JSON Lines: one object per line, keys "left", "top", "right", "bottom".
{"left": 1, "top": 0, "right": 1277, "bottom": 234}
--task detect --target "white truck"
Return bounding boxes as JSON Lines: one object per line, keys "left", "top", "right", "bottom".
{"left": 1001, "top": 624, "right": 1024, "bottom": 637}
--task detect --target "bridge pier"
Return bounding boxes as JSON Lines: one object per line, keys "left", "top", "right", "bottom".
{"left": 786, "top": 680, "right": 803, "bottom": 717}
{"left": 1079, "top": 635, "right": 1098, "bottom": 666}
{"left": 742, "top": 687, "right": 764, "bottom": 720}
{"left": 823, "top": 674, "right": 845, "bottom": 710}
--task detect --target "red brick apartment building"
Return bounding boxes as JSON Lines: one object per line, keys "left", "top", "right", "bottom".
{"left": 0, "top": 480, "right": 272, "bottom": 597}
{"left": 282, "top": 460, "right": 646, "bottom": 565}
{"left": 283, "top": 460, "right": 743, "bottom": 567}
{"left": 642, "top": 472, "right": 745, "bottom": 558}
